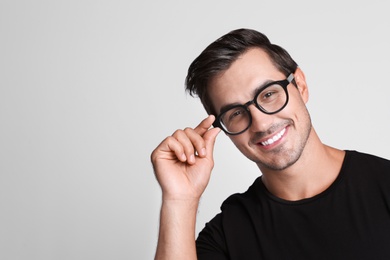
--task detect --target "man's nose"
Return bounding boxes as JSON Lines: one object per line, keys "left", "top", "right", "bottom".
{"left": 247, "top": 105, "right": 274, "bottom": 133}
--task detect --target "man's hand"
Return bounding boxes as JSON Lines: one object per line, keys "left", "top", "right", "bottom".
{"left": 152, "top": 115, "right": 221, "bottom": 259}
{"left": 151, "top": 115, "right": 221, "bottom": 201}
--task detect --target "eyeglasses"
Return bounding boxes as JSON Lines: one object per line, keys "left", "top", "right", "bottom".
{"left": 214, "top": 73, "right": 294, "bottom": 135}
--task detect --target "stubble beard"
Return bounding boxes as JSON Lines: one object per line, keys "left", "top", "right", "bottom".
{"left": 254, "top": 111, "right": 312, "bottom": 171}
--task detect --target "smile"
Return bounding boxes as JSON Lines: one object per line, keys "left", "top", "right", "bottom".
{"left": 260, "top": 128, "right": 286, "bottom": 146}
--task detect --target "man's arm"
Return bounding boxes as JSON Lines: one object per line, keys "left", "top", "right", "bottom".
{"left": 156, "top": 198, "right": 199, "bottom": 259}
{"left": 151, "top": 116, "right": 220, "bottom": 260}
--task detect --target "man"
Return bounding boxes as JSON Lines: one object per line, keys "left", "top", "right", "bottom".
{"left": 151, "top": 29, "right": 390, "bottom": 259}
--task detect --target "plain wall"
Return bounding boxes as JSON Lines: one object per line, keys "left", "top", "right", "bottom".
{"left": 1, "top": 1, "right": 390, "bottom": 259}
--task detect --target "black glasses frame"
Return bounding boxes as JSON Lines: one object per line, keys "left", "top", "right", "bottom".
{"left": 214, "top": 73, "right": 295, "bottom": 135}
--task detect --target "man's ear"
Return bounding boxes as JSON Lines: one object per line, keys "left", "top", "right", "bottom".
{"left": 294, "top": 67, "right": 309, "bottom": 103}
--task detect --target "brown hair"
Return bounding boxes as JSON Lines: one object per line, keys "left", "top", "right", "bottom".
{"left": 185, "top": 28, "right": 298, "bottom": 115}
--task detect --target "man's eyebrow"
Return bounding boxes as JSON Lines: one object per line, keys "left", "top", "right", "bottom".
{"left": 251, "top": 79, "right": 274, "bottom": 97}
{"left": 218, "top": 80, "right": 274, "bottom": 114}
{"left": 219, "top": 102, "right": 242, "bottom": 114}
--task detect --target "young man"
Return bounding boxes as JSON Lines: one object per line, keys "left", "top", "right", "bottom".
{"left": 151, "top": 29, "right": 390, "bottom": 259}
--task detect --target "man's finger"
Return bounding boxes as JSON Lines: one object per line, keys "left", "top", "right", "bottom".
{"left": 203, "top": 127, "right": 221, "bottom": 158}
{"left": 194, "top": 115, "right": 216, "bottom": 135}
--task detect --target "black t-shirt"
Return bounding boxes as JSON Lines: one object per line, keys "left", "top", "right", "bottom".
{"left": 196, "top": 151, "right": 390, "bottom": 259}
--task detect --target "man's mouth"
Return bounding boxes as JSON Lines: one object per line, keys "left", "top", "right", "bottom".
{"left": 259, "top": 127, "right": 286, "bottom": 146}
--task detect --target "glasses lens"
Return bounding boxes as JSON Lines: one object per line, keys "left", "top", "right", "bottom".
{"left": 257, "top": 84, "right": 287, "bottom": 113}
{"left": 220, "top": 106, "right": 250, "bottom": 134}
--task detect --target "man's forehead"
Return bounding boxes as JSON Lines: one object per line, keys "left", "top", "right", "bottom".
{"left": 208, "top": 48, "right": 283, "bottom": 113}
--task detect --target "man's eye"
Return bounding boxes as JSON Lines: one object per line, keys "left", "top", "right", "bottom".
{"left": 227, "top": 108, "right": 247, "bottom": 121}
{"left": 230, "top": 110, "right": 242, "bottom": 119}
{"left": 263, "top": 91, "right": 275, "bottom": 99}
{"left": 259, "top": 85, "right": 282, "bottom": 103}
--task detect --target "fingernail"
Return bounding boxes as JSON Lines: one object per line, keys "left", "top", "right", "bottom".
{"left": 201, "top": 148, "right": 206, "bottom": 156}
{"left": 189, "top": 154, "right": 195, "bottom": 163}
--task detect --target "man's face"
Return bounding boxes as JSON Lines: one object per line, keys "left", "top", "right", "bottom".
{"left": 209, "top": 48, "right": 312, "bottom": 171}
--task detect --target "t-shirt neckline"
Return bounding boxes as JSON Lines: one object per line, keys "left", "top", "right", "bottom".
{"left": 256, "top": 150, "right": 353, "bottom": 205}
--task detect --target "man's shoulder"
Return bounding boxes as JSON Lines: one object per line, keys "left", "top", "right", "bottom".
{"left": 220, "top": 177, "right": 262, "bottom": 211}
{"left": 345, "top": 150, "right": 390, "bottom": 168}
{"left": 343, "top": 150, "right": 390, "bottom": 185}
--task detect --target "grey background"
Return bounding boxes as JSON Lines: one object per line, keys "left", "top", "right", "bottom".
{"left": 1, "top": 1, "right": 390, "bottom": 259}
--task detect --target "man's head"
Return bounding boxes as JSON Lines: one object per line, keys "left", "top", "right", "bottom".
{"left": 185, "top": 28, "right": 298, "bottom": 116}
{"left": 185, "top": 29, "right": 312, "bottom": 171}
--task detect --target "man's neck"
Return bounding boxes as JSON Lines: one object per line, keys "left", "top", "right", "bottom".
{"left": 259, "top": 129, "right": 345, "bottom": 201}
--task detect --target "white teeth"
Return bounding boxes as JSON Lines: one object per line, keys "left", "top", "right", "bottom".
{"left": 261, "top": 128, "right": 286, "bottom": 146}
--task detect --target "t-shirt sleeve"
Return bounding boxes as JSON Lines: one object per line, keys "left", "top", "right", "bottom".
{"left": 196, "top": 213, "right": 229, "bottom": 260}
